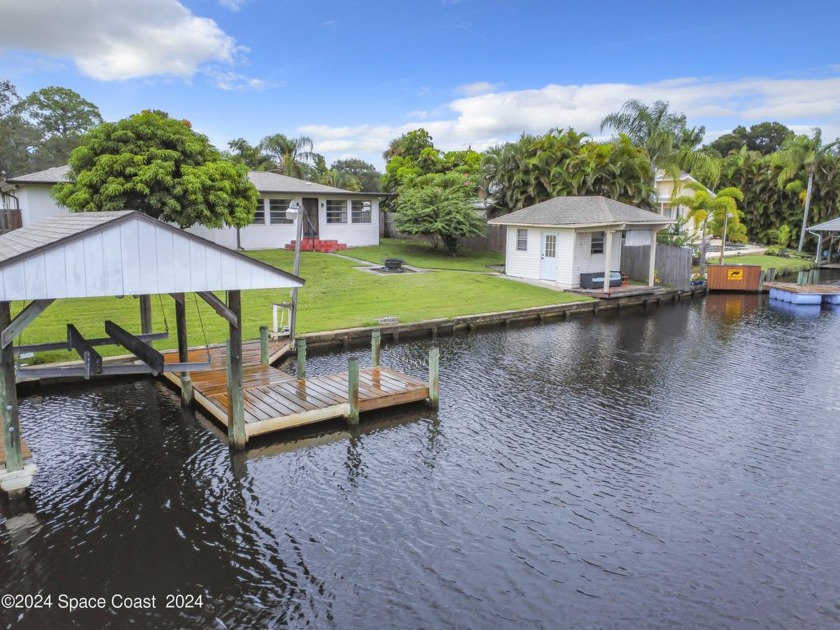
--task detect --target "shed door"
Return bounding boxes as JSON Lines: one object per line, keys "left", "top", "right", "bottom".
{"left": 540, "top": 232, "right": 558, "bottom": 281}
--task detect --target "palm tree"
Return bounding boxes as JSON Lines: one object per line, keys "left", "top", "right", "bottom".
{"left": 772, "top": 128, "right": 839, "bottom": 251}
{"left": 259, "top": 133, "right": 319, "bottom": 179}
{"left": 674, "top": 182, "right": 744, "bottom": 273}
{"left": 600, "top": 99, "right": 719, "bottom": 191}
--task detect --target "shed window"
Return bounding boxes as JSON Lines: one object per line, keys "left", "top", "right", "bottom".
{"left": 326, "top": 200, "right": 347, "bottom": 224}
{"left": 591, "top": 231, "right": 605, "bottom": 254}
{"left": 252, "top": 200, "right": 266, "bottom": 225}
{"left": 516, "top": 229, "right": 527, "bottom": 251}
{"left": 352, "top": 200, "right": 372, "bottom": 224}
{"left": 269, "top": 199, "right": 293, "bottom": 224}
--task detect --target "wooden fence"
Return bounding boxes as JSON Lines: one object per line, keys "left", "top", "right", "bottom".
{"left": 0, "top": 209, "right": 22, "bottom": 235}
{"left": 621, "top": 243, "right": 691, "bottom": 291}
{"left": 380, "top": 211, "right": 505, "bottom": 252}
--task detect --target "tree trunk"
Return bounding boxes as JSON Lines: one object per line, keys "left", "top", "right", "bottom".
{"left": 797, "top": 169, "right": 814, "bottom": 252}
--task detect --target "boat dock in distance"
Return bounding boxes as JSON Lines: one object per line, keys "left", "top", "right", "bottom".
{"left": 162, "top": 330, "right": 439, "bottom": 442}
{"left": 765, "top": 281, "right": 840, "bottom": 306}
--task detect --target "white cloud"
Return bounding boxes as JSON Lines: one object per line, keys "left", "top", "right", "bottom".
{"left": 205, "top": 70, "right": 281, "bottom": 91}
{"left": 1, "top": 0, "right": 243, "bottom": 81}
{"left": 455, "top": 81, "right": 503, "bottom": 96}
{"left": 218, "top": 0, "right": 248, "bottom": 10}
{"left": 299, "top": 74, "right": 840, "bottom": 168}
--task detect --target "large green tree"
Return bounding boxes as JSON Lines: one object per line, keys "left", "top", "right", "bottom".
{"left": 394, "top": 172, "right": 485, "bottom": 253}
{"left": 600, "top": 99, "right": 718, "bottom": 186}
{"left": 674, "top": 182, "right": 745, "bottom": 272}
{"left": 707, "top": 122, "right": 793, "bottom": 157}
{"left": 480, "top": 128, "right": 654, "bottom": 216}
{"left": 331, "top": 158, "right": 382, "bottom": 192}
{"left": 225, "top": 137, "right": 275, "bottom": 171}
{"left": 772, "top": 128, "right": 839, "bottom": 251}
{"left": 259, "top": 133, "right": 320, "bottom": 179}
{"left": 53, "top": 110, "right": 259, "bottom": 229}
{"left": 0, "top": 80, "right": 37, "bottom": 177}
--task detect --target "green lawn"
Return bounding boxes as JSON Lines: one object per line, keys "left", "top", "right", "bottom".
{"left": 14, "top": 248, "right": 587, "bottom": 363}
{"left": 345, "top": 238, "right": 505, "bottom": 272}
{"left": 710, "top": 254, "right": 813, "bottom": 273}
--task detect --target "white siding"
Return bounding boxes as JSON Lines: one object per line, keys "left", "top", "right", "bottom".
{"left": 625, "top": 229, "right": 652, "bottom": 246}
{"left": 573, "top": 231, "right": 622, "bottom": 287}
{"left": 17, "top": 188, "right": 69, "bottom": 226}
{"left": 0, "top": 217, "right": 302, "bottom": 301}
{"left": 555, "top": 230, "right": 576, "bottom": 286}
{"left": 503, "top": 227, "right": 541, "bottom": 280}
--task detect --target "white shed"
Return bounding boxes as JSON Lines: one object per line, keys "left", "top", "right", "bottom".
{"left": 488, "top": 196, "right": 672, "bottom": 290}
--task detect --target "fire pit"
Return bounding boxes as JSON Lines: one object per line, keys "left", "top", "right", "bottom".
{"left": 382, "top": 258, "right": 405, "bottom": 273}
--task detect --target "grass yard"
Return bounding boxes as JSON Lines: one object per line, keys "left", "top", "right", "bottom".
{"left": 710, "top": 255, "right": 813, "bottom": 274}
{"left": 13, "top": 248, "right": 587, "bottom": 364}
{"left": 345, "top": 238, "right": 505, "bottom": 272}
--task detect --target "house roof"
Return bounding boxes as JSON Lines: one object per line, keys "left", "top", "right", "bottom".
{"left": 808, "top": 217, "right": 840, "bottom": 232}
{"left": 0, "top": 211, "right": 303, "bottom": 301}
{"left": 3, "top": 165, "right": 381, "bottom": 197}
{"left": 488, "top": 196, "right": 672, "bottom": 228}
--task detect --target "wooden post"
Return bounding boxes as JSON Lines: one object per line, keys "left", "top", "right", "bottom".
{"left": 603, "top": 230, "right": 614, "bottom": 293}
{"left": 428, "top": 346, "right": 439, "bottom": 409}
{"left": 648, "top": 230, "right": 657, "bottom": 287}
{"left": 758, "top": 270, "right": 766, "bottom": 294}
{"left": 347, "top": 357, "right": 359, "bottom": 425}
{"left": 174, "top": 294, "right": 193, "bottom": 406}
{"left": 260, "top": 326, "right": 269, "bottom": 365}
{"left": 0, "top": 302, "right": 23, "bottom": 473}
{"left": 139, "top": 295, "right": 153, "bottom": 335}
{"left": 296, "top": 338, "right": 306, "bottom": 380}
{"left": 371, "top": 330, "right": 381, "bottom": 369}
{"left": 767, "top": 267, "right": 777, "bottom": 282}
{"left": 226, "top": 290, "right": 246, "bottom": 448}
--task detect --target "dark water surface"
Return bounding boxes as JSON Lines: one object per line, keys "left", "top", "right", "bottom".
{"left": 2, "top": 294, "right": 840, "bottom": 629}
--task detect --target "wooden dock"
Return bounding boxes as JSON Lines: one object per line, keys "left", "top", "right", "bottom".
{"left": 764, "top": 281, "right": 840, "bottom": 295}
{"left": 162, "top": 339, "right": 432, "bottom": 440}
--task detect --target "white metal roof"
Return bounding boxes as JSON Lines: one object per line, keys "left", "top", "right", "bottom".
{"left": 808, "top": 217, "right": 840, "bottom": 232}
{"left": 0, "top": 211, "right": 303, "bottom": 301}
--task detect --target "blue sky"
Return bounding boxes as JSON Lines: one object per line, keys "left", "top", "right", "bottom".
{"left": 2, "top": 0, "right": 839, "bottom": 170}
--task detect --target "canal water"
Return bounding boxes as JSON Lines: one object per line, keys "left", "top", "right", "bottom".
{"left": 2, "top": 294, "right": 840, "bottom": 629}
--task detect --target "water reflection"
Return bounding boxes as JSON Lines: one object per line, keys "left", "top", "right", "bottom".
{"left": 2, "top": 299, "right": 840, "bottom": 629}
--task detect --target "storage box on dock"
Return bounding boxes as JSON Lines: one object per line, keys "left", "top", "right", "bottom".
{"left": 706, "top": 265, "right": 763, "bottom": 292}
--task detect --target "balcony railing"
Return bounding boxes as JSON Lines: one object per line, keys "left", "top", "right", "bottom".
{"left": 0, "top": 209, "right": 22, "bottom": 234}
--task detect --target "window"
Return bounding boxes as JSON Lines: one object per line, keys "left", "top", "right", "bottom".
{"left": 516, "top": 229, "right": 528, "bottom": 251}
{"left": 269, "top": 198, "right": 293, "bottom": 224}
{"left": 252, "top": 199, "right": 266, "bottom": 225}
{"left": 326, "top": 200, "right": 347, "bottom": 223}
{"left": 351, "top": 200, "right": 372, "bottom": 224}
{"left": 591, "top": 231, "right": 605, "bottom": 254}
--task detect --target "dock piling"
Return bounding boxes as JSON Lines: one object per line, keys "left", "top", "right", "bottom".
{"left": 428, "top": 346, "right": 439, "bottom": 409}
{"left": 348, "top": 357, "right": 360, "bottom": 425}
{"left": 296, "top": 338, "right": 307, "bottom": 380}
{"left": 260, "top": 326, "right": 269, "bottom": 365}
{"left": 372, "top": 330, "right": 381, "bottom": 369}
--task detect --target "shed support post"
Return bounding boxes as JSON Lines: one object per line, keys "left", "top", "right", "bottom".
{"left": 174, "top": 294, "right": 193, "bottom": 406}
{"left": 139, "top": 295, "right": 153, "bottom": 335}
{"left": 428, "top": 346, "right": 439, "bottom": 409}
{"left": 0, "top": 302, "right": 23, "bottom": 474}
{"left": 226, "top": 290, "right": 246, "bottom": 448}
{"left": 648, "top": 230, "right": 658, "bottom": 287}
{"left": 260, "top": 326, "right": 269, "bottom": 365}
{"left": 296, "top": 338, "right": 306, "bottom": 380}
{"left": 347, "top": 357, "right": 359, "bottom": 425}
{"left": 371, "top": 330, "right": 381, "bottom": 370}
{"left": 603, "top": 230, "right": 614, "bottom": 293}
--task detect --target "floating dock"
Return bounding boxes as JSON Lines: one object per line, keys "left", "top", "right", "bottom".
{"left": 765, "top": 281, "right": 840, "bottom": 305}
{"left": 161, "top": 336, "right": 434, "bottom": 440}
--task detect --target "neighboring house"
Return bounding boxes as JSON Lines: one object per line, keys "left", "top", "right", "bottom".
{"left": 0, "top": 166, "right": 383, "bottom": 250}
{"left": 488, "top": 196, "right": 672, "bottom": 289}
{"left": 655, "top": 170, "right": 714, "bottom": 226}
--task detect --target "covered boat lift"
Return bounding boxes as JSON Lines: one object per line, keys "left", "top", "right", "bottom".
{"left": 808, "top": 217, "right": 840, "bottom": 268}
{"left": 0, "top": 211, "right": 303, "bottom": 493}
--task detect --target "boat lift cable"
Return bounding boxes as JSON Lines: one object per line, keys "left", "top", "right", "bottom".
{"left": 157, "top": 293, "right": 169, "bottom": 333}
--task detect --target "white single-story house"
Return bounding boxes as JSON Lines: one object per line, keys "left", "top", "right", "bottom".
{"left": 0, "top": 166, "right": 383, "bottom": 250}
{"left": 488, "top": 196, "right": 673, "bottom": 290}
